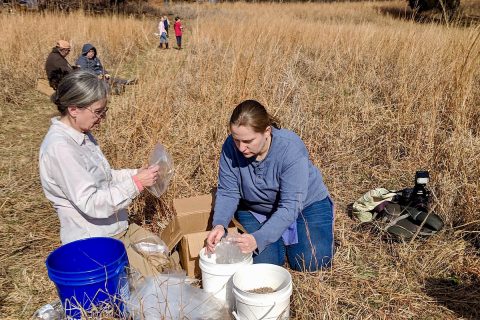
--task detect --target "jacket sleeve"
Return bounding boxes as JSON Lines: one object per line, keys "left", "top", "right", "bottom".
{"left": 46, "top": 54, "right": 72, "bottom": 88}
{"left": 61, "top": 59, "right": 72, "bottom": 74}
{"left": 95, "top": 58, "right": 105, "bottom": 75}
{"left": 212, "top": 138, "right": 241, "bottom": 228}
{"left": 111, "top": 168, "right": 138, "bottom": 185}
{"left": 42, "top": 142, "right": 140, "bottom": 219}
{"left": 76, "top": 56, "right": 88, "bottom": 69}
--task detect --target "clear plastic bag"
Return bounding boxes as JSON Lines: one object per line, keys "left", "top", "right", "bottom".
{"left": 132, "top": 234, "right": 180, "bottom": 272}
{"left": 33, "top": 300, "right": 64, "bottom": 320}
{"left": 127, "top": 273, "right": 230, "bottom": 320}
{"left": 133, "top": 235, "right": 168, "bottom": 255}
{"left": 147, "top": 144, "right": 174, "bottom": 198}
{"left": 213, "top": 232, "right": 251, "bottom": 264}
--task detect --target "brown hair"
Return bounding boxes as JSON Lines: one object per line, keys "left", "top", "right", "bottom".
{"left": 229, "top": 100, "right": 280, "bottom": 133}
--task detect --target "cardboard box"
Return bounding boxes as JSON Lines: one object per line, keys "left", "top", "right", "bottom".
{"left": 161, "top": 194, "right": 214, "bottom": 251}
{"left": 36, "top": 78, "right": 54, "bottom": 96}
{"left": 180, "top": 228, "right": 237, "bottom": 278}
{"left": 160, "top": 193, "right": 240, "bottom": 277}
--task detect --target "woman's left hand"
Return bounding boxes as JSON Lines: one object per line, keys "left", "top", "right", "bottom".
{"left": 234, "top": 234, "right": 257, "bottom": 253}
{"left": 135, "top": 165, "right": 159, "bottom": 187}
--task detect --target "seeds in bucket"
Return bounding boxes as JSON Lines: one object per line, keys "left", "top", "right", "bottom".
{"left": 247, "top": 287, "right": 275, "bottom": 294}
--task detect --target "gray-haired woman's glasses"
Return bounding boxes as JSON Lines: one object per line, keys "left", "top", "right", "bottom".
{"left": 86, "top": 106, "right": 109, "bottom": 118}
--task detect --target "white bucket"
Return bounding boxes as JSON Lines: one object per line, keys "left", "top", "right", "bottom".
{"left": 199, "top": 247, "right": 253, "bottom": 311}
{"left": 232, "top": 264, "right": 293, "bottom": 320}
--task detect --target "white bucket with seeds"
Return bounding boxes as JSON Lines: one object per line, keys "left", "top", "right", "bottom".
{"left": 232, "top": 263, "right": 293, "bottom": 320}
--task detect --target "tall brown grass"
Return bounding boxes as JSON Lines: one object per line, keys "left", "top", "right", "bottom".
{"left": 0, "top": 1, "right": 479, "bottom": 318}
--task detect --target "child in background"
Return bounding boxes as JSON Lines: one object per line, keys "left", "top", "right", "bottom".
{"left": 174, "top": 16, "right": 183, "bottom": 49}
{"left": 163, "top": 15, "right": 170, "bottom": 37}
{"left": 158, "top": 17, "right": 169, "bottom": 49}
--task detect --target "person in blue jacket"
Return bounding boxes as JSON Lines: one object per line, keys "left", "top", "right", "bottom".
{"left": 76, "top": 43, "right": 106, "bottom": 77}
{"left": 76, "top": 43, "right": 136, "bottom": 88}
{"left": 206, "top": 100, "right": 334, "bottom": 272}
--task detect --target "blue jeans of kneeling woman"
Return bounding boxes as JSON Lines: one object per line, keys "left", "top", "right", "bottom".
{"left": 234, "top": 197, "right": 334, "bottom": 272}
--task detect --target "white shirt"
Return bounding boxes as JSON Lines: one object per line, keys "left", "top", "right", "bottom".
{"left": 158, "top": 20, "right": 166, "bottom": 34}
{"left": 39, "top": 117, "right": 139, "bottom": 244}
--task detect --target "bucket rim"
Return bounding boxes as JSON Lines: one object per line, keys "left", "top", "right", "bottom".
{"left": 198, "top": 247, "right": 253, "bottom": 266}
{"left": 233, "top": 280, "right": 293, "bottom": 298}
{"left": 47, "top": 259, "right": 129, "bottom": 285}
{"left": 232, "top": 263, "right": 292, "bottom": 294}
{"left": 47, "top": 252, "right": 128, "bottom": 276}
{"left": 46, "top": 237, "right": 127, "bottom": 275}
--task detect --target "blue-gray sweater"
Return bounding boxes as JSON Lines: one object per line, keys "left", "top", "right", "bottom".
{"left": 75, "top": 43, "right": 105, "bottom": 75}
{"left": 212, "top": 127, "right": 329, "bottom": 253}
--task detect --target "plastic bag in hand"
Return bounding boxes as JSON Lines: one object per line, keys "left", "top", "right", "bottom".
{"left": 214, "top": 233, "right": 251, "bottom": 264}
{"left": 147, "top": 144, "right": 174, "bottom": 198}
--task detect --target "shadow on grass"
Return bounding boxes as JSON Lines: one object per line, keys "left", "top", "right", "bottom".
{"left": 464, "top": 233, "right": 480, "bottom": 259}
{"left": 377, "top": 6, "right": 480, "bottom": 27}
{"left": 377, "top": 6, "right": 445, "bottom": 24}
{"left": 424, "top": 276, "right": 480, "bottom": 320}
{"left": 131, "top": 192, "right": 159, "bottom": 226}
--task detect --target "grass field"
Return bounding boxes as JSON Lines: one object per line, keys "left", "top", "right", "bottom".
{"left": 0, "top": 1, "right": 479, "bottom": 319}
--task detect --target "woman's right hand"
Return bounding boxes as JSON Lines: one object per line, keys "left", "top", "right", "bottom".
{"left": 206, "top": 225, "right": 225, "bottom": 253}
{"left": 134, "top": 165, "right": 159, "bottom": 188}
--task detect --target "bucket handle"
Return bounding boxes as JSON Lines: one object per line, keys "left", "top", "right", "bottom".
{"left": 232, "top": 307, "right": 278, "bottom": 320}
{"left": 232, "top": 302, "right": 289, "bottom": 319}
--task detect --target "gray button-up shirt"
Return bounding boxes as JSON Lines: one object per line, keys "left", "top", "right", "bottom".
{"left": 39, "top": 117, "right": 139, "bottom": 244}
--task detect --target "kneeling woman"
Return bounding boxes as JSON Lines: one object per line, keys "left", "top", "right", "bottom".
{"left": 39, "top": 70, "right": 163, "bottom": 276}
{"left": 206, "top": 100, "right": 334, "bottom": 271}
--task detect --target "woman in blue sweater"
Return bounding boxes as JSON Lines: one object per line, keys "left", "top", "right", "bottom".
{"left": 206, "top": 100, "right": 334, "bottom": 271}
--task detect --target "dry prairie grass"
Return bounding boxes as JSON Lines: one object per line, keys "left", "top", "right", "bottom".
{"left": 0, "top": 1, "right": 479, "bottom": 319}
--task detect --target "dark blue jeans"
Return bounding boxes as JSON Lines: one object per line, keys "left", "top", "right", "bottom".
{"left": 234, "top": 197, "right": 334, "bottom": 272}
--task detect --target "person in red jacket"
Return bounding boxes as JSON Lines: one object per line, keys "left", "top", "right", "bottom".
{"left": 173, "top": 16, "right": 183, "bottom": 49}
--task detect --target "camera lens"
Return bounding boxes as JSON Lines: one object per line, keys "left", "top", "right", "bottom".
{"left": 415, "top": 170, "right": 429, "bottom": 185}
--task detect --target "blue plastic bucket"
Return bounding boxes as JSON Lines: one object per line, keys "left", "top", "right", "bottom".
{"left": 46, "top": 237, "right": 130, "bottom": 319}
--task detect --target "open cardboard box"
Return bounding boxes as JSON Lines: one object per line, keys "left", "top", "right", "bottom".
{"left": 160, "top": 193, "right": 240, "bottom": 277}
{"left": 36, "top": 78, "right": 54, "bottom": 96}
{"left": 179, "top": 227, "right": 237, "bottom": 278}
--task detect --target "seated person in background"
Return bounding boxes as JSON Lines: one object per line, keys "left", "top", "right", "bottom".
{"left": 76, "top": 43, "right": 136, "bottom": 86}
{"left": 45, "top": 40, "right": 75, "bottom": 90}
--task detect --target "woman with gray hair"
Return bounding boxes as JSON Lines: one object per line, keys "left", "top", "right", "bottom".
{"left": 39, "top": 70, "right": 166, "bottom": 276}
